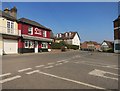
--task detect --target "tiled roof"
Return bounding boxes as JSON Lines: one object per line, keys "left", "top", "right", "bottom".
{"left": 18, "top": 18, "right": 51, "bottom": 31}
{"left": 0, "top": 10, "right": 17, "bottom": 21}
{"left": 55, "top": 32, "right": 80, "bottom": 40}
{"left": 83, "top": 41, "right": 100, "bottom": 45}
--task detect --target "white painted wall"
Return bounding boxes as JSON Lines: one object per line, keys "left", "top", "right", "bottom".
{"left": 0, "top": 35, "right": 3, "bottom": 55}
{"left": 72, "top": 33, "right": 80, "bottom": 49}
{"left": 101, "top": 42, "right": 108, "bottom": 46}
{"left": 0, "top": 17, "right": 18, "bottom": 35}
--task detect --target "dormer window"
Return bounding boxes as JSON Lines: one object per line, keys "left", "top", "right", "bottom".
{"left": 28, "top": 26, "right": 33, "bottom": 35}
{"left": 69, "top": 32, "right": 71, "bottom": 37}
{"left": 56, "top": 34, "right": 59, "bottom": 38}
{"left": 59, "top": 34, "right": 62, "bottom": 37}
{"left": 65, "top": 33, "right": 68, "bottom": 37}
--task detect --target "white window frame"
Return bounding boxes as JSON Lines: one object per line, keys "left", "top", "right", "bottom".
{"left": 28, "top": 26, "right": 33, "bottom": 35}
{"left": 43, "top": 31, "right": 47, "bottom": 37}
{"left": 69, "top": 32, "right": 71, "bottom": 37}
{"left": 24, "top": 40, "right": 34, "bottom": 48}
{"left": 66, "top": 33, "right": 68, "bottom": 37}
{"left": 24, "top": 40, "right": 29, "bottom": 48}
{"left": 56, "top": 34, "right": 59, "bottom": 38}
{"left": 7, "top": 20, "right": 14, "bottom": 34}
{"left": 59, "top": 34, "right": 62, "bottom": 37}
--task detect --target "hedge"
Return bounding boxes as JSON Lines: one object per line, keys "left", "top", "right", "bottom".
{"left": 103, "top": 48, "right": 114, "bottom": 53}
{"left": 51, "top": 42, "right": 79, "bottom": 50}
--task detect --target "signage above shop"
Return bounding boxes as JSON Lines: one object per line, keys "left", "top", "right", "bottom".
{"left": 34, "top": 28, "right": 42, "bottom": 35}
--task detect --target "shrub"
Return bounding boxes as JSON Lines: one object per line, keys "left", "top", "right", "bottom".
{"left": 105, "top": 48, "right": 114, "bottom": 53}
{"left": 66, "top": 44, "right": 79, "bottom": 50}
{"left": 51, "top": 42, "right": 79, "bottom": 50}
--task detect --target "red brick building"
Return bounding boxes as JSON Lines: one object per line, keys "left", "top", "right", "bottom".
{"left": 18, "top": 18, "right": 53, "bottom": 53}
{"left": 81, "top": 41, "right": 100, "bottom": 51}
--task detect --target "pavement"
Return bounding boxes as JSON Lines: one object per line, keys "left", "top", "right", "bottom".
{"left": 1, "top": 50, "right": 119, "bottom": 90}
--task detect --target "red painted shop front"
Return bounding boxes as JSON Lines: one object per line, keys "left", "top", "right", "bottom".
{"left": 18, "top": 19, "right": 52, "bottom": 53}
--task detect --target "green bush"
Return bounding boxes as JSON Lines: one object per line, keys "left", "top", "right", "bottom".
{"left": 105, "top": 48, "right": 114, "bottom": 53}
{"left": 66, "top": 45, "right": 79, "bottom": 50}
{"left": 51, "top": 42, "right": 79, "bottom": 50}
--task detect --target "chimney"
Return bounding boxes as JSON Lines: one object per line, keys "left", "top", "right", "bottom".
{"left": 10, "top": 6, "right": 17, "bottom": 19}
{"left": 4, "top": 8, "right": 10, "bottom": 14}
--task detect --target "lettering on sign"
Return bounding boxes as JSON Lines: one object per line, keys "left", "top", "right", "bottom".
{"left": 34, "top": 28, "right": 42, "bottom": 35}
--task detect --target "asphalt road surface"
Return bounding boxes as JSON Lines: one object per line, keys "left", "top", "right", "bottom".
{"left": 1, "top": 50, "right": 119, "bottom": 90}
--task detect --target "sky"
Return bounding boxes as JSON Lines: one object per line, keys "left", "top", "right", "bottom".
{"left": 2, "top": 2, "right": 118, "bottom": 43}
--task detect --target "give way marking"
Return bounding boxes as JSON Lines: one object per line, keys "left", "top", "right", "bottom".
{"left": 89, "top": 69, "right": 119, "bottom": 81}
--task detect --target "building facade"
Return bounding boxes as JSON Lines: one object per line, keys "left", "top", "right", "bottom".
{"left": 81, "top": 41, "right": 101, "bottom": 51}
{"left": 101, "top": 40, "right": 114, "bottom": 52}
{"left": 113, "top": 15, "right": 120, "bottom": 53}
{"left": 54, "top": 32, "right": 81, "bottom": 49}
{"left": 0, "top": 7, "right": 53, "bottom": 55}
{"left": 0, "top": 7, "right": 20, "bottom": 55}
{"left": 18, "top": 18, "right": 53, "bottom": 53}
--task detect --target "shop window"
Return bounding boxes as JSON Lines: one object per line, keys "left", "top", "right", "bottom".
{"left": 42, "top": 42, "right": 48, "bottom": 48}
{"left": 43, "top": 31, "right": 47, "bottom": 37}
{"left": 24, "top": 40, "right": 34, "bottom": 48}
{"left": 115, "top": 44, "right": 120, "bottom": 50}
{"left": 24, "top": 40, "right": 29, "bottom": 48}
{"left": 28, "top": 26, "right": 33, "bottom": 35}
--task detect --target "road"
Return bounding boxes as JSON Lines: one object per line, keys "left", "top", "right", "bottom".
{"left": 1, "top": 50, "right": 119, "bottom": 90}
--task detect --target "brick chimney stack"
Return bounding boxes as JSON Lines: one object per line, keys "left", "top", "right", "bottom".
{"left": 3, "top": 6, "right": 17, "bottom": 19}
{"left": 10, "top": 6, "right": 17, "bottom": 19}
{"left": 4, "top": 8, "right": 10, "bottom": 14}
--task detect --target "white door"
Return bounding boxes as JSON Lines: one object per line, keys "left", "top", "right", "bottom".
{"left": 3, "top": 39, "right": 18, "bottom": 54}
{"left": 35, "top": 41, "right": 38, "bottom": 53}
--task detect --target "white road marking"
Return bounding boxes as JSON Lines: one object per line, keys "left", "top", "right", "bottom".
{"left": 44, "top": 66, "right": 54, "bottom": 69}
{"left": 0, "top": 73, "right": 11, "bottom": 78}
{"left": 35, "top": 65, "right": 45, "bottom": 68}
{"left": 55, "top": 63, "right": 63, "bottom": 66}
{"left": 61, "top": 60, "right": 66, "bottom": 62}
{"left": 47, "top": 62, "right": 54, "bottom": 65}
{"left": 38, "top": 71, "right": 105, "bottom": 89}
{"left": 74, "top": 61, "right": 118, "bottom": 70}
{"left": 74, "top": 62, "right": 79, "bottom": 63}
{"left": 26, "top": 70, "right": 39, "bottom": 75}
{"left": 18, "top": 68, "right": 32, "bottom": 72}
{"left": 89, "top": 69, "right": 118, "bottom": 81}
{"left": 57, "top": 60, "right": 63, "bottom": 63}
{"left": 80, "top": 60, "right": 117, "bottom": 67}
{"left": 63, "top": 61, "right": 69, "bottom": 63}
{"left": 0, "top": 75, "right": 21, "bottom": 84}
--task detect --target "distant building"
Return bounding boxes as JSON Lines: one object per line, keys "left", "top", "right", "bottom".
{"left": 54, "top": 31, "right": 81, "bottom": 49}
{"left": 81, "top": 41, "right": 101, "bottom": 51}
{"left": 101, "top": 40, "right": 114, "bottom": 52}
{"left": 113, "top": 15, "right": 120, "bottom": 53}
